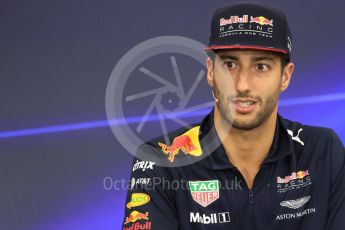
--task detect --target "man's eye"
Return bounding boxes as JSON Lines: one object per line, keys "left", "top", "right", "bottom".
{"left": 223, "top": 61, "right": 236, "bottom": 69}
{"left": 256, "top": 63, "right": 269, "bottom": 71}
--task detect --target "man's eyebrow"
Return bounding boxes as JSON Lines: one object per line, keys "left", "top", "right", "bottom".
{"left": 218, "top": 55, "right": 239, "bottom": 61}
{"left": 218, "top": 55, "right": 276, "bottom": 61}
{"left": 252, "top": 55, "right": 275, "bottom": 61}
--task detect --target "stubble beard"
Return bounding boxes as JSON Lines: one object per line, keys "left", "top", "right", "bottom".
{"left": 213, "top": 80, "right": 281, "bottom": 131}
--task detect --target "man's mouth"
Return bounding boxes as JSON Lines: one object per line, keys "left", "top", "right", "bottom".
{"left": 232, "top": 99, "right": 258, "bottom": 113}
{"left": 237, "top": 101, "right": 255, "bottom": 108}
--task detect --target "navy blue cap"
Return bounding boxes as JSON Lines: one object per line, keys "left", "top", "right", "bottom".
{"left": 205, "top": 2, "right": 292, "bottom": 59}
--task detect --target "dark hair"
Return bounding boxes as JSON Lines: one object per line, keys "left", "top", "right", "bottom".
{"left": 279, "top": 54, "right": 290, "bottom": 72}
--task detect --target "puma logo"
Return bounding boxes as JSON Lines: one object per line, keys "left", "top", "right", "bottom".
{"left": 287, "top": 128, "right": 304, "bottom": 146}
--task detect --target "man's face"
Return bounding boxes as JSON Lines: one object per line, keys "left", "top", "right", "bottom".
{"left": 207, "top": 49, "right": 293, "bottom": 130}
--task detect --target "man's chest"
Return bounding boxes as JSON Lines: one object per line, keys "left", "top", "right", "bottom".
{"left": 171, "top": 163, "right": 327, "bottom": 230}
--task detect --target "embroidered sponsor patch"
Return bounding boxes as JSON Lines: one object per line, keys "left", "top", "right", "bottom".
{"left": 158, "top": 126, "right": 202, "bottom": 162}
{"left": 123, "top": 221, "right": 151, "bottom": 230}
{"left": 280, "top": 196, "right": 311, "bottom": 209}
{"left": 276, "top": 208, "right": 316, "bottom": 221}
{"left": 130, "top": 178, "right": 151, "bottom": 190}
{"left": 188, "top": 180, "right": 220, "bottom": 207}
{"left": 190, "top": 212, "right": 230, "bottom": 224}
{"left": 132, "top": 160, "right": 155, "bottom": 172}
{"left": 124, "top": 211, "right": 149, "bottom": 224}
{"left": 276, "top": 170, "right": 312, "bottom": 193}
{"left": 287, "top": 128, "right": 304, "bottom": 146}
{"left": 219, "top": 15, "right": 274, "bottom": 39}
{"left": 127, "top": 193, "right": 150, "bottom": 209}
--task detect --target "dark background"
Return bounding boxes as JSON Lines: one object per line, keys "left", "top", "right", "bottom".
{"left": 1, "top": 0, "right": 345, "bottom": 229}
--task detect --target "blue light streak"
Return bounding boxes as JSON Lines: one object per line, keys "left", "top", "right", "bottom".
{"left": 280, "top": 92, "right": 345, "bottom": 106}
{"left": 1, "top": 93, "right": 345, "bottom": 139}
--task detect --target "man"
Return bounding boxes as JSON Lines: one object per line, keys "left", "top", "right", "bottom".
{"left": 122, "top": 2, "right": 345, "bottom": 230}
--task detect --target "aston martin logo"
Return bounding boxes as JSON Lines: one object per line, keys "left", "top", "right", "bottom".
{"left": 280, "top": 196, "right": 311, "bottom": 209}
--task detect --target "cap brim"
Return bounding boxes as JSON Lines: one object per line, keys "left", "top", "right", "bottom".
{"left": 205, "top": 45, "right": 288, "bottom": 55}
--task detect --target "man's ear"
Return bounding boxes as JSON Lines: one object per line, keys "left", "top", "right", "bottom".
{"left": 281, "top": 62, "right": 294, "bottom": 92}
{"left": 206, "top": 57, "right": 214, "bottom": 87}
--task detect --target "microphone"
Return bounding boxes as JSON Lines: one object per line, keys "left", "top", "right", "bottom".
{"left": 212, "top": 90, "right": 219, "bottom": 103}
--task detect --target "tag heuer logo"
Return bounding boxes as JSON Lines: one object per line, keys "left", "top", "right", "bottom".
{"left": 188, "top": 180, "right": 220, "bottom": 207}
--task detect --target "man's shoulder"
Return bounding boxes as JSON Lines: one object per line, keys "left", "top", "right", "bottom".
{"left": 279, "top": 114, "right": 335, "bottom": 146}
{"left": 280, "top": 115, "right": 333, "bottom": 134}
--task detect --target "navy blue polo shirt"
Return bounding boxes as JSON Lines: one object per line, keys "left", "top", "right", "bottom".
{"left": 121, "top": 109, "right": 345, "bottom": 230}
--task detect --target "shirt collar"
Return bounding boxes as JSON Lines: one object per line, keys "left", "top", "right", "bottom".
{"left": 200, "top": 108, "right": 293, "bottom": 170}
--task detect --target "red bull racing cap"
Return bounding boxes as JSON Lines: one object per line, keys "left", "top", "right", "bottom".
{"left": 205, "top": 2, "right": 292, "bottom": 60}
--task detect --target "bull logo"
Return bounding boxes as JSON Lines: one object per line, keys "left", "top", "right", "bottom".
{"left": 124, "top": 211, "right": 149, "bottom": 224}
{"left": 158, "top": 126, "right": 202, "bottom": 162}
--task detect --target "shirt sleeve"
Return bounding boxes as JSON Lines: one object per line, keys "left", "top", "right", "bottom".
{"left": 327, "top": 130, "right": 345, "bottom": 229}
{"left": 121, "top": 144, "right": 179, "bottom": 230}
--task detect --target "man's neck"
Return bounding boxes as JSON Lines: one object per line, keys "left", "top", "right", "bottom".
{"left": 213, "top": 107, "right": 277, "bottom": 188}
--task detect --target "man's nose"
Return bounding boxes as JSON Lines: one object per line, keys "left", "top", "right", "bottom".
{"left": 234, "top": 68, "right": 251, "bottom": 92}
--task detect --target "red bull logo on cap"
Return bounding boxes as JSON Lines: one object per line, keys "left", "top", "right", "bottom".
{"left": 250, "top": 16, "right": 274, "bottom": 26}
{"left": 124, "top": 211, "right": 149, "bottom": 225}
{"left": 219, "top": 15, "right": 249, "bottom": 26}
{"left": 158, "top": 126, "right": 202, "bottom": 162}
